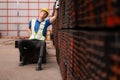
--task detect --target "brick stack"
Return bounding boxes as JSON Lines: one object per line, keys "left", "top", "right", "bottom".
{"left": 52, "top": 0, "right": 120, "bottom": 80}
{"left": 76, "top": 0, "right": 120, "bottom": 28}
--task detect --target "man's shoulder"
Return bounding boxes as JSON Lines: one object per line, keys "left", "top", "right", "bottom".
{"left": 45, "top": 19, "right": 50, "bottom": 22}
{"left": 30, "top": 19, "right": 38, "bottom": 23}
{"left": 31, "top": 18, "right": 38, "bottom": 21}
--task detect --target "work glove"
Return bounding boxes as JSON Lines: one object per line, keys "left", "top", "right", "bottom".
{"left": 55, "top": 0, "right": 59, "bottom": 9}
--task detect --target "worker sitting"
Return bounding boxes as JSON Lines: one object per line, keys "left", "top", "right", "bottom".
{"left": 18, "top": 0, "right": 59, "bottom": 71}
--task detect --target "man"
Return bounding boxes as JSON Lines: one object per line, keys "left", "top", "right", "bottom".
{"left": 18, "top": 0, "right": 59, "bottom": 71}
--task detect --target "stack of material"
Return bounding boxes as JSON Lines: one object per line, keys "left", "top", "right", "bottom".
{"left": 52, "top": 0, "right": 120, "bottom": 80}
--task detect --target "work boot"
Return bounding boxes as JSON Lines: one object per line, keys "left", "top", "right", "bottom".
{"left": 19, "top": 57, "right": 26, "bottom": 66}
{"left": 19, "top": 62, "right": 25, "bottom": 66}
{"left": 36, "top": 63, "right": 42, "bottom": 71}
{"left": 36, "top": 58, "right": 42, "bottom": 71}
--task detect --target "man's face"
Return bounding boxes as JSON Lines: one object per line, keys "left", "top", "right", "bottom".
{"left": 39, "top": 11, "right": 48, "bottom": 19}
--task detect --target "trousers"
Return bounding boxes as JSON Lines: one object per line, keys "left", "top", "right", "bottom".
{"left": 18, "top": 39, "right": 46, "bottom": 64}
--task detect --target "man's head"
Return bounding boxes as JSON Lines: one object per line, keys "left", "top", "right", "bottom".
{"left": 39, "top": 8, "right": 49, "bottom": 19}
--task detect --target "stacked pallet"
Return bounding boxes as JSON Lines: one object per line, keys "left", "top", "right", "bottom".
{"left": 52, "top": 0, "right": 120, "bottom": 80}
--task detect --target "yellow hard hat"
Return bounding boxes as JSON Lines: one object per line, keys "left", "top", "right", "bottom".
{"left": 40, "top": 8, "right": 49, "bottom": 15}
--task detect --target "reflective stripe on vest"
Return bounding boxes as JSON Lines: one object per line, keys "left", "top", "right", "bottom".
{"left": 29, "top": 19, "right": 46, "bottom": 40}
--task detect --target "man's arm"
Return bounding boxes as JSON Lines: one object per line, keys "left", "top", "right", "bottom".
{"left": 27, "top": 21, "right": 31, "bottom": 35}
{"left": 50, "top": 9, "right": 58, "bottom": 23}
{"left": 50, "top": 0, "right": 59, "bottom": 23}
{"left": 27, "top": 27, "right": 31, "bottom": 35}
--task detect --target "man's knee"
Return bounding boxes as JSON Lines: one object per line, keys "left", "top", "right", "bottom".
{"left": 36, "top": 40, "right": 45, "bottom": 48}
{"left": 18, "top": 39, "right": 24, "bottom": 47}
{"left": 41, "top": 40, "right": 46, "bottom": 46}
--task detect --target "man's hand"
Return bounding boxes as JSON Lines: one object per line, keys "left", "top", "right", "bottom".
{"left": 55, "top": 0, "right": 59, "bottom": 9}
{"left": 50, "top": 0, "right": 59, "bottom": 23}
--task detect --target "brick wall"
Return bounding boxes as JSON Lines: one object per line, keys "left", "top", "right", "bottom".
{"left": 52, "top": 0, "right": 120, "bottom": 80}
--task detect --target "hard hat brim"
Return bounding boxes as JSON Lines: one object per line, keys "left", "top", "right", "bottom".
{"left": 40, "top": 9, "right": 49, "bottom": 15}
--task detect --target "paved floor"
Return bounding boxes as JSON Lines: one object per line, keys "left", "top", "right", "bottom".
{"left": 0, "top": 39, "right": 62, "bottom": 80}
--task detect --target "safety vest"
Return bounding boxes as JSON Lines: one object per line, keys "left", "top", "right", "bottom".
{"left": 29, "top": 19, "right": 46, "bottom": 40}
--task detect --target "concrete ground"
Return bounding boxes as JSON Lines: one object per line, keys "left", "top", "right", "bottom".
{"left": 0, "top": 39, "right": 62, "bottom": 80}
